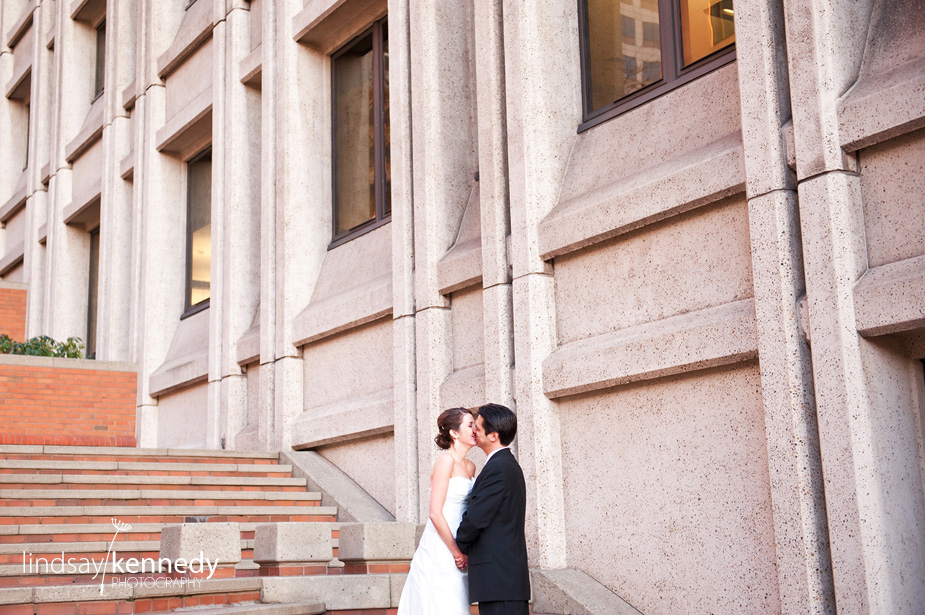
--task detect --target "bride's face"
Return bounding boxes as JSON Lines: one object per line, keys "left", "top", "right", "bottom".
{"left": 454, "top": 413, "right": 478, "bottom": 447}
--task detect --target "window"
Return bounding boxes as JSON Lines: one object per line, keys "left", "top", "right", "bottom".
{"left": 87, "top": 228, "right": 100, "bottom": 359}
{"left": 23, "top": 104, "right": 30, "bottom": 171}
{"left": 330, "top": 16, "right": 390, "bottom": 247}
{"left": 185, "top": 149, "right": 211, "bottom": 314}
{"left": 94, "top": 21, "right": 106, "bottom": 100}
{"left": 578, "top": 0, "right": 736, "bottom": 129}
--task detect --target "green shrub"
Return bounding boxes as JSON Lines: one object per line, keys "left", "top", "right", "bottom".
{"left": 0, "top": 335, "right": 85, "bottom": 359}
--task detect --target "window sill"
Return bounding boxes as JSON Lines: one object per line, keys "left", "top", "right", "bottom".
{"left": 181, "top": 300, "right": 210, "bottom": 320}
{"left": 328, "top": 215, "right": 390, "bottom": 250}
{"left": 579, "top": 47, "right": 736, "bottom": 133}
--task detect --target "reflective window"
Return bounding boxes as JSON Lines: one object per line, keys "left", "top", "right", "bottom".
{"left": 186, "top": 150, "right": 211, "bottom": 311}
{"left": 94, "top": 21, "right": 106, "bottom": 100}
{"left": 87, "top": 228, "right": 100, "bottom": 359}
{"left": 579, "top": 0, "right": 735, "bottom": 128}
{"left": 331, "top": 17, "right": 390, "bottom": 245}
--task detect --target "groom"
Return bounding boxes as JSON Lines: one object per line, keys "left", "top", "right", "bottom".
{"left": 455, "top": 403, "right": 531, "bottom": 615}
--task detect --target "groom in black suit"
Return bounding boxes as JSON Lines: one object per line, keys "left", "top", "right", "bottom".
{"left": 455, "top": 403, "right": 531, "bottom": 615}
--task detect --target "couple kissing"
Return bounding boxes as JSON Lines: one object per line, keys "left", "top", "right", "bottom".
{"left": 397, "top": 403, "right": 530, "bottom": 615}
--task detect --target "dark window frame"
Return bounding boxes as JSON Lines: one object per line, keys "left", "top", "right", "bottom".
{"left": 329, "top": 16, "right": 390, "bottom": 250}
{"left": 182, "top": 147, "right": 212, "bottom": 319}
{"left": 93, "top": 20, "right": 106, "bottom": 102}
{"left": 86, "top": 226, "right": 100, "bottom": 359}
{"left": 577, "top": 0, "right": 736, "bottom": 132}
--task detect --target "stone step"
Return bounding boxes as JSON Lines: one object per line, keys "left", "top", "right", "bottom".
{"left": 144, "top": 603, "right": 327, "bottom": 615}
{"left": 0, "top": 522, "right": 333, "bottom": 539}
{"left": 0, "top": 445, "right": 281, "bottom": 462}
{"left": 0, "top": 474, "right": 307, "bottom": 488}
{"left": 0, "top": 538, "right": 256, "bottom": 555}
{"left": 0, "top": 488, "right": 322, "bottom": 503}
{"left": 0, "top": 505, "right": 338, "bottom": 524}
{"left": 0, "top": 460, "right": 293, "bottom": 475}
{"left": 0, "top": 560, "right": 264, "bottom": 583}
{"left": 0, "top": 576, "right": 269, "bottom": 614}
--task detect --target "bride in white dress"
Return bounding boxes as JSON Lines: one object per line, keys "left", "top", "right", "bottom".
{"left": 397, "top": 407, "right": 478, "bottom": 615}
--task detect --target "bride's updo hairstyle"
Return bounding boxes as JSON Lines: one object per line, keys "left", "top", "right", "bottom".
{"left": 434, "top": 407, "right": 471, "bottom": 450}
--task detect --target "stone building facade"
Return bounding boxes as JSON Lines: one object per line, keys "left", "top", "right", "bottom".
{"left": 1, "top": 0, "right": 924, "bottom": 613}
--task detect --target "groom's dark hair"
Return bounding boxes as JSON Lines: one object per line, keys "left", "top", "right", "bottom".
{"left": 477, "top": 403, "right": 517, "bottom": 446}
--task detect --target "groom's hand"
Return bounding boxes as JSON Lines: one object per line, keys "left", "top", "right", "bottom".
{"left": 454, "top": 553, "right": 468, "bottom": 570}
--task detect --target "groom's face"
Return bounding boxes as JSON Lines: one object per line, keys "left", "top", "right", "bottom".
{"left": 475, "top": 415, "right": 497, "bottom": 452}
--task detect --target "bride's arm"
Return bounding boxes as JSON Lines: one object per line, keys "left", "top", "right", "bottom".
{"left": 429, "top": 454, "right": 464, "bottom": 561}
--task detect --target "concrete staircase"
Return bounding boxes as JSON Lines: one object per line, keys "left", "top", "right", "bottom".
{"left": 0, "top": 445, "right": 332, "bottom": 615}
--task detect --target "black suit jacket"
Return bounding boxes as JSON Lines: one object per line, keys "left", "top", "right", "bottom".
{"left": 456, "top": 448, "right": 530, "bottom": 603}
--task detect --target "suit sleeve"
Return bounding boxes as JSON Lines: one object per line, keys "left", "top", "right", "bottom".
{"left": 456, "top": 465, "right": 506, "bottom": 554}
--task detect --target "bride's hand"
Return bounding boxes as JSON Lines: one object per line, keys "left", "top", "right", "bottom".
{"left": 454, "top": 553, "right": 468, "bottom": 569}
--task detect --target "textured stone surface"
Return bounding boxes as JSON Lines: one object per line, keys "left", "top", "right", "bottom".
{"left": 159, "top": 522, "right": 242, "bottom": 566}
{"left": 261, "top": 574, "right": 392, "bottom": 609}
{"left": 532, "top": 568, "right": 642, "bottom": 615}
{"left": 253, "top": 522, "right": 333, "bottom": 564}
{"left": 336, "top": 522, "right": 415, "bottom": 562}
{"left": 282, "top": 450, "right": 394, "bottom": 523}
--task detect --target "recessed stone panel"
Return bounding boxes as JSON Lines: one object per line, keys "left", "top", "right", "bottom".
{"left": 318, "top": 432, "right": 395, "bottom": 516}
{"left": 860, "top": 127, "right": 925, "bottom": 268}
{"left": 559, "top": 363, "right": 779, "bottom": 614}
{"left": 554, "top": 196, "right": 753, "bottom": 345}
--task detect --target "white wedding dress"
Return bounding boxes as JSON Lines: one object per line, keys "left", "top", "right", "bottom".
{"left": 397, "top": 475, "right": 475, "bottom": 614}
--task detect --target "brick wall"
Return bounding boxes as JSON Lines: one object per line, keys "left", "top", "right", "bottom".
{"left": 0, "top": 284, "right": 27, "bottom": 340}
{"left": 0, "top": 357, "right": 137, "bottom": 446}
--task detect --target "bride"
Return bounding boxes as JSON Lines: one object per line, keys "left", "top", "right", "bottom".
{"left": 397, "top": 407, "right": 478, "bottom": 614}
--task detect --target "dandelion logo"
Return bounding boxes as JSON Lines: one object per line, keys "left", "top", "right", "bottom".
{"left": 95, "top": 518, "right": 132, "bottom": 594}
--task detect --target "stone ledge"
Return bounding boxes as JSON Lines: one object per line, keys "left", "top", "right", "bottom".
{"left": 121, "top": 79, "right": 137, "bottom": 110}
{"left": 439, "top": 363, "right": 486, "bottom": 410}
{"left": 155, "top": 87, "right": 213, "bottom": 157}
{"left": 291, "top": 389, "right": 393, "bottom": 448}
{"left": 261, "top": 573, "right": 392, "bottom": 610}
{"left": 282, "top": 451, "right": 394, "bottom": 523}
{"left": 62, "top": 179, "right": 102, "bottom": 227}
{"left": 150, "top": 307, "right": 209, "bottom": 396}
{"left": 0, "top": 280, "right": 27, "bottom": 290}
{"left": 157, "top": 0, "right": 214, "bottom": 79}
{"left": 0, "top": 354, "right": 135, "bottom": 371}
{"left": 531, "top": 568, "right": 643, "bottom": 615}
{"left": 0, "top": 173, "right": 28, "bottom": 223}
{"left": 4, "top": 61, "right": 30, "bottom": 101}
{"left": 838, "top": 0, "right": 925, "bottom": 152}
{"left": 438, "top": 237, "right": 482, "bottom": 295}
{"left": 539, "top": 132, "right": 745, "bottom": 261}
{"left": 119, "top": 151, "right": 134, "bottom": 180}
{"left": 839, "top": 58, "right": 925, "bottom": 152}
{"left": 292, "top": 273, "right": 392, "bottom": 347}
{"left": 293, "top": 0, "right": 387, "bottom": 54}
{"left": 0, "top": 241, "right": 25, "bottom": 277}
{"left": 240, "top": 44, "right": 262, "bottom": 88}
{"left": 64, "top": 96, "right": 104, "bottom": 163}
{"left": 854, "top": 254, "right": 925, "bottom": 337}
{"left": 543, "top": 298, "right": 758, "bottom": 398}
{"left": 5, "top": 1, "right": 34, "bottom": 50}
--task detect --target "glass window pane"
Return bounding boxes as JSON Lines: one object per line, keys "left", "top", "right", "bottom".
{"left": 585, "top": 0, "right": 662, "bottom": 112}
{"left": 680, "top": 0, "right": 735, "bottom": 66}
{"left": 95, "top": 22, "right": 106, "bottom": 98}
{"left": 334, "top": 33, "right": 376, "bottom": 235}
{"left": 87, "top": 228, "right": 100, "bottom": 359}
{"left": 188, "top": 153, "right": 211, "bottom": 307}
{"left": 382, "top": 24, "right": 391, "bottom": 217}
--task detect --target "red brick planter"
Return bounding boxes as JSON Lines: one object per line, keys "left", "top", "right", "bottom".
{"left": 0, "top": 355, "right": 137, "bottom": 447}
{"left": 0, "top": 282, "right": 27, "bottom": 341}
